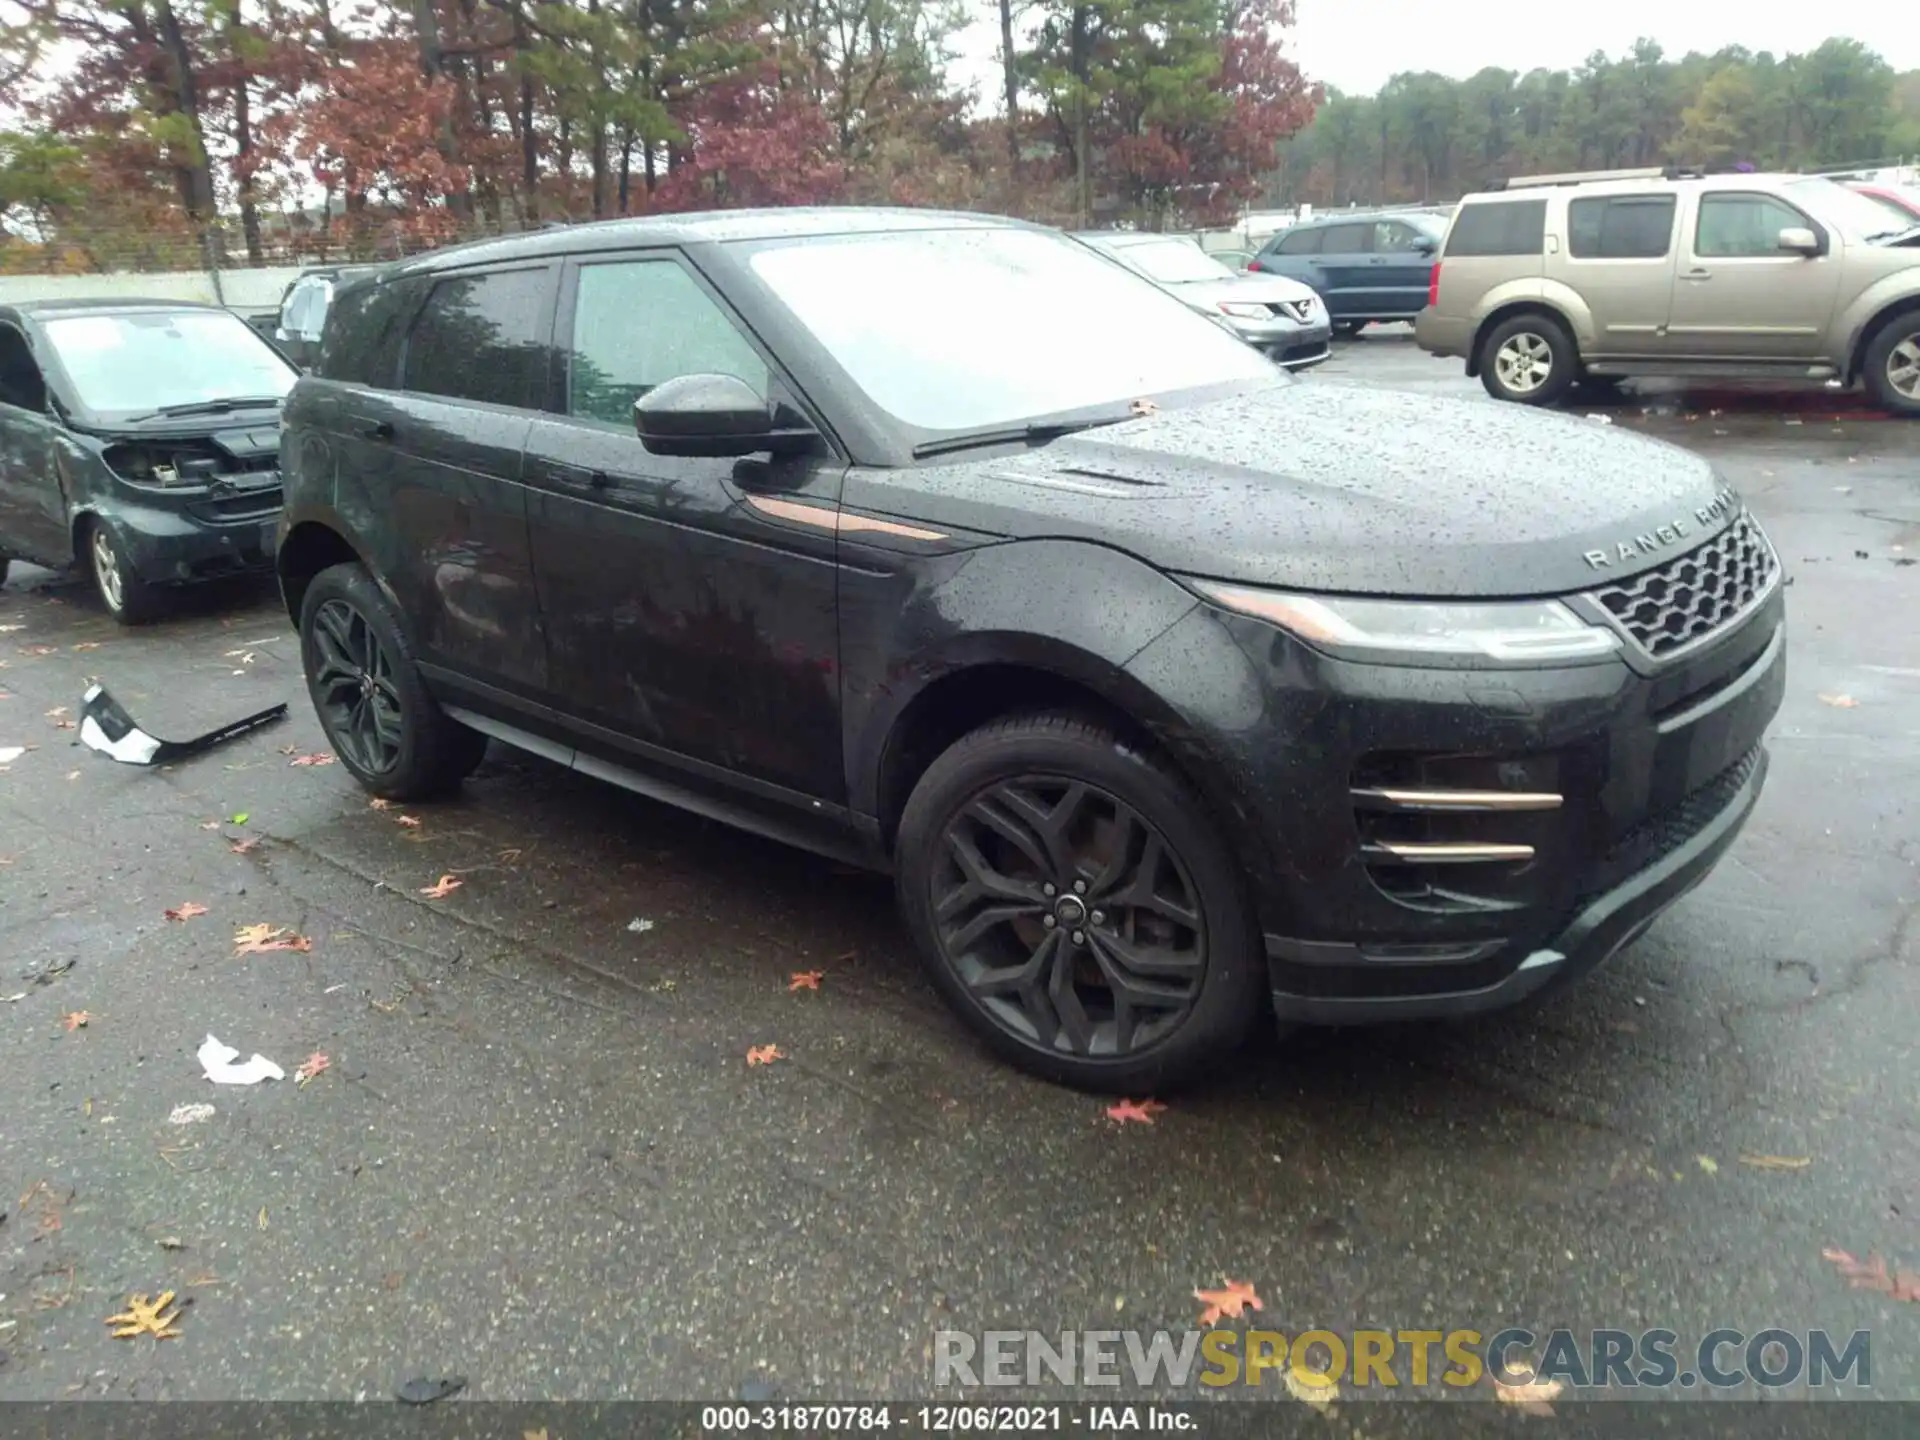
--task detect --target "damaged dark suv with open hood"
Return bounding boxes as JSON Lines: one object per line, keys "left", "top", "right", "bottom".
{"left": 0, "top": 300, "right": 296, "bottom": 621}
{"left": 277, "top": 209, "right": 1786, "bottom": 1092}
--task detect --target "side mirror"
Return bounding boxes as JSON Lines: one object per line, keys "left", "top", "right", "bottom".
{"left": 1777, "top": 226, "right": 1821, "bottom": 255}
{"left": 632, "top": 373, "right": 817, "bottom": 458}
{"left": 1413, "top": 236, "right": 1438, "bottom": 255}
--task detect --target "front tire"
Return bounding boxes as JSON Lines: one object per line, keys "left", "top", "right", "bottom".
{"left": 297, "top": 562, "right": 488, "bottom": 801}
{"left": 1863, "top": 315, "right": 1920, "bottom": 417}
{"left": 895, "top": 713, "right": 1265, "bottom": 1092}
{"left": 1480, "top": 313, "right": 1577, "bottom": 406}
{"left": 87, "top": 519, "right": 167, "bottom": 625}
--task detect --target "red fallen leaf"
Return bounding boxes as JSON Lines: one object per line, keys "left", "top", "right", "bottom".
{"left": 1106, "top": 1098, "right": 1166, "bottom": 1126}
{"left": 419, "top": 874, "right": 462, "bottom": 899}
{"left": 295, "top": 1052, "right": 330, "bottom": 1085}
{"left": 229, "top": 837, "right": 261, "bottom": 855}
{"left": 1823, "top": 1247, "right": 1920, "bottom": 1300}
{"left": 746, "top": 1044, "right": 785, "bottom": 1067}
{"left": 61, "top": 1009, "right": 92, "bottom": 1032}
{"left": 397, "top": 815, "right": 422, "bottom": 828}
{"left": 1194, "top": 1279, "right": 1262, "bottom": 1326}
{"left": 289, "top": 752, "right": 336, "bottom": 767}
{"left": 164, "top": 902, "right": 209, "bottom": 922}
{"left": 788, "top": 970, "right": 824, "bottom": 991}
{"left": 232, "top": 923, "right": 312, "bottom": 956}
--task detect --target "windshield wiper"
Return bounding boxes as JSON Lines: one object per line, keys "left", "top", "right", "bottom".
{"left": 911, "top": 413, "right": 1135, "bottom": 460}
{"left": 153, "top": 396, "right": 285, "bottom": 418}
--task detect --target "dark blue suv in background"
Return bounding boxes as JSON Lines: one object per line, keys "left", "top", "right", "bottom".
{"left": 1249, "top": 211, "right": 1447, "bottom": 334}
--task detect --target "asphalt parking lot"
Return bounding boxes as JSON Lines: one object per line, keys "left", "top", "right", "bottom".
{"left": 1, "top": 334, "right": 1916, "bottom": 1417}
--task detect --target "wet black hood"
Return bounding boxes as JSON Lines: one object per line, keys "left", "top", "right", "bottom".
{"left": 866, "top": 385, "right": 1738, "bottom": 599}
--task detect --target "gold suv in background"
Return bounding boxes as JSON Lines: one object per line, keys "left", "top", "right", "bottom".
{"left": 1414, "top": 166, "right": 1920, "bottom": 415}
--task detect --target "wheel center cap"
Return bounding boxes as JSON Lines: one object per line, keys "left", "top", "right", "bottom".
{"left": 1054, "top": 894, "right": 1088, "bottom": 927}
{"left": 358, "top": 673, "right": 373, "bottom": 695}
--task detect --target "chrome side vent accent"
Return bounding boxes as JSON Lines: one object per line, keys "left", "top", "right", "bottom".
{"left": 1352, "top": 788, "right": 1562, "bottom": 814}
{"left": 1361, "top": 841, "right": 1536, "bottom": 864}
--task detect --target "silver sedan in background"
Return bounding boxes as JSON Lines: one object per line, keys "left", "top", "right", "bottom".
{"left": 1077, "top": 231, "right": 1333, "bottom": 371}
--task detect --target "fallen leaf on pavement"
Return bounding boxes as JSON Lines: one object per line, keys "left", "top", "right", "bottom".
{"left": 419, "top": 874, "right": 462, "bottom": 899}
{"left": 229, "top": 837, "right": 261, "bottom": 855}
{"left": 20, "top": 645, "right": 57, "bottom": 657}
{"left": 1494, "top": 1366, "right": 1564, "bottom": 1416}
{"left": 65, "top": 769, "right": 79, "bottom": 781}
{"left": 61, "top": 1010, "right": 92, "bottom": 1032}
{"left": 295, "top": 1052, "right": 330, "bottom": 1085}
{"left": 199, "top": 820, "right": 221, "bottom": 831}
{"left": 788, "top": 970, "right": 824, "bottom": 991}
{"left": 230, "top": 812, "right": 249, "bottom": 825}
{"left": 397, "top": 814, "right": 422, "bottom": 827}
{"left": 1817, "top": 694, "right": 1859, "bottom": 708}
{"left": 369, "top": 798, "right": 392, "bottom": 810}
{"left": 1740, "top": 1154, "right": 1811, "bottom": 1171}
{"left": 289, "top": 752, "right": 336, "bottom": 767}
{"left": 1106, "top": 1098, "right": 1167, "bottom": 1126}
{"left": 105, "top": 1291, "right": 185, "bottom": 1341}
{"left": 1696, "top": 1155, "right": 1719, "bottom": 1175}
{"left": 1195, "top": 1279, "right": 1262, "bottom": 1326}
{"left": 232, "top": 924, "right": 311, "bottom": 956}
{"left": 45, "top": 706, "right": 67, "bottom": 718}
{"left": 168, "top": 1103, "right": 216, "bottom": 1126}
{"left": 70, "top": 642, "right": 102, "bottom": 652}
{"left": 165, "top": 902, "right": 210, "bottom": 922}
{"left": 1822, "top": 1248, "right": 1920, "bottom": 1301}
{"left": 158, "top": 1237, "right": 188, "bottom": 1251}
{"left": 746, "top": 1044, "right": 785, "bottom": 1067}
{"left": 0, "top": 745, "right": 26, "bottom": 765}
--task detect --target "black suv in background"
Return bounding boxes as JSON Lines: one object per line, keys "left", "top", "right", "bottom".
{"left": 1248, "top": 210, "right": 1447, "bottom": 332}
{"left": 278, "top": 208, "right": 1784, "bottom": 1091}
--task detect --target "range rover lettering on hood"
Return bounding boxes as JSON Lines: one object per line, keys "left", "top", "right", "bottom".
{"left": 1582, "top": 486, "right": 1739, "bottom": 570}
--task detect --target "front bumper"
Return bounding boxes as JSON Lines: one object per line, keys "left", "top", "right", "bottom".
{"left": 1122, "top": 582, "right": 1786, "bottom": 1025}
{"left": 110, "top": 486, "right": 282, "bottom": 586}
{"left": 1225, "top": 316, "right": 1333, "bottom": 370}
{"left": 1413, "top": 306, "right": 1472, "bottom": 359}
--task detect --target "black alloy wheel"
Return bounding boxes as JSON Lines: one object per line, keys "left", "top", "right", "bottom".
{"left": 896, "top": 713, "right": 1263, "bottom": 1091}
{"left": 297, "top": 562, "right": 488, "bottom": 800}
{"left": 933, "top": 775, "right": 1206, "bottom": 1057}
{"left": 309, "top": 596, "right": 405, "bottom": 775}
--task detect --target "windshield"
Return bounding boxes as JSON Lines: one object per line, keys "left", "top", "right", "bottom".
{"left": 1105, "top": 237, "right": 1236, "bottom": 284}
{"left": 745, "top": 227, "right": 1275, "bottom": 434}
{"left": 1783, "top": 178, "right": 1917, "bottom": 238}
{"left": 42, "top": 310, "right": 297, "bottom": 415}
{"left": 1848, "top": 187, "right": 1920, "bottom": 227}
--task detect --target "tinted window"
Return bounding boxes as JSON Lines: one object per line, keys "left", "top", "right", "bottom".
{"left": 1372, "top": 220, "right": 1430, "bottom": 252}
{"left": 402, "top": 267, "right": 551, "bottom": 409}
{"left": 1568, "top": 195, "right": 1676, "bottom": 259}
{"left": 1696, "top": 194, "right": 1808, "bottom": 257}
{"left": 0, "top": 324, "right": 47, "bottom": 411}
{"left": 1445, "top": 199, "right": 1547, "bottom": 256}
{"left": 316, "top": 278, "right": 411, "bottom": 386}
{"left": 1275, "top": 228, "right": 1322, "bottom": 256}
{"left": 565, "top": 260, "right": 768, "bottom": 429}
{"left": 1317, "top": 223, "right": 1371, "bottom": 254}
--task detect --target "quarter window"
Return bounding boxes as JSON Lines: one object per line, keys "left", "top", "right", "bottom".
{"left": 1567, "top": 195, "right": 1677, "bottom": 259}
{"left": 402, "top": 267, "right": 552, "bottom": 409}
{"left": 1445, "top": 199, "right": 1547, "bottom": 257}
{"left": 1695, "top": 194, "right": 1809, "bottom": 257}
{"left": 564, "top": 260, "right": 767, "bottom": 429}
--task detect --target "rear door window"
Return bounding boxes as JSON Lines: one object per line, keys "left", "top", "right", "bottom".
{"left": 1567, "top": 195, "right": 1676, "bottom": 259}
{"left": 317, "top": 278, "right": 417, "bottom": 386}
{"left": 1275, "top": 228, "right": 1323, "bottom": 256}
{"left": 401, "top": 266, "right": 555, "bottom": 410}
{"left": 1317, "top": 223, "right": 1372, "bottom": 255}
{"left": 1445, "top": 199, "right": 1548, "bottom": 256}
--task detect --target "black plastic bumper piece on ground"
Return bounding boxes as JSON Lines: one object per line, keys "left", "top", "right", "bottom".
{"left": 1264, "top": 746, "right": 1769, "bottom": 1025}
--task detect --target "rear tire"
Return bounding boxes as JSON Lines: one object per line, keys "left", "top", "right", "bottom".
{"left": 1863, "top": 314, "right": 1920, "bottom": 417}
{"left": 297, "top": 562, "right": 488, "bottom": 801}
{"left": 0, "top": 557, "right": 11, "bottom": 588}
{"left": 87, "top": 519, "right": 167, "bottom": 625}
{"left": 1480, "top": 313, "right": 1577, "bottom": 406}
{"left": 1333, "top": 320, "right": 1366, "bottom": 338}
{"left": 895, "top": 712, "right": 1265, "bottom": 1093}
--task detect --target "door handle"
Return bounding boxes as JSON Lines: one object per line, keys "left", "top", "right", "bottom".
{"left": 356, "top": 417, "right": 395, "bottom": 441}
{"left": 1683, "top": 269, "right": 1712, "bottom": 282}
{"left": 539, "top": 461, "right": 609, "bottom": 489}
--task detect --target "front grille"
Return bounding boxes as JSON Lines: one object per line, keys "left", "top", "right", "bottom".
{"left": 1274, "top": 300, "right": 1316, "bottom": 322}
{"left": 1587, "top": 514, "right": 1777, "bottom": 658}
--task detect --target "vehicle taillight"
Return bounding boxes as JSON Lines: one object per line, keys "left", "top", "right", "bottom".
{"left": 1247, "top": 258, "right": 1264, "bottom": 272}
{"left": 1427, "top": 263, "right": 1441, "bottom": 306}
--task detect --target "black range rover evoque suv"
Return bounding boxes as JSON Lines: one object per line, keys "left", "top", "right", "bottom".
{"left": 277, "top": 207, "right": 1785, "bottom": 1091}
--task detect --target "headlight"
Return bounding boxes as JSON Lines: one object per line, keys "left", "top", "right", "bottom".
{"left": 1217, "top": 301, "right": 1270, "bottom": 319}
{"left": 1188, "top": 581, "right": 1621, "bottom": 663}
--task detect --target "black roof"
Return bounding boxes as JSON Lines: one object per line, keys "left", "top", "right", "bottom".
{"left": 383, "top": 206, "right": 1032, "bottom": 279}
{"left": 1, "top": 297, "right": 225, "bottom": 319}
